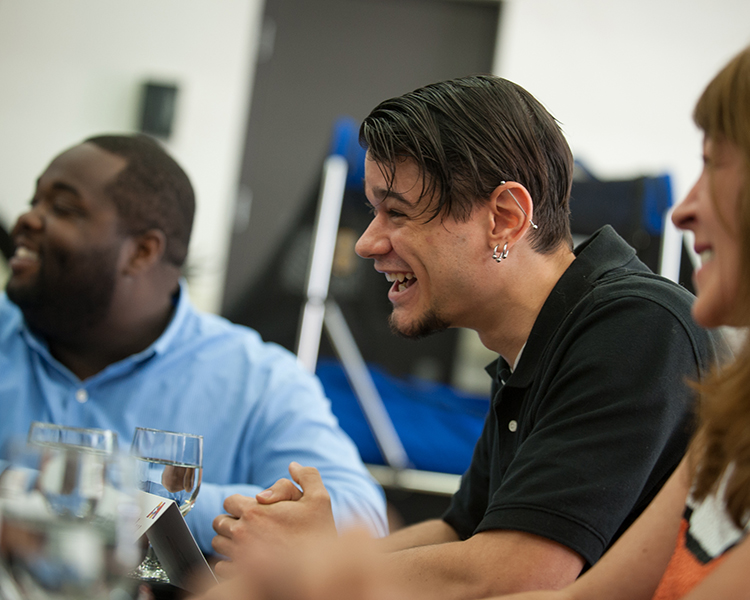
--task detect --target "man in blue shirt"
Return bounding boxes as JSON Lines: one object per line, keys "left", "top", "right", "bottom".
{"left": 0, "top": 134, "right": 387, "bottom": 553}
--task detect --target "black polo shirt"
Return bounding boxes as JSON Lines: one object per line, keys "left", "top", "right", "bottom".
{"left": 443, "top": 225, "right": 725, "bottom": 566}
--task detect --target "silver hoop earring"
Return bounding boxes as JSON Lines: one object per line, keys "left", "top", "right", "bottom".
{"left": 493, "top": 243, "right": 509, "bottom": 263}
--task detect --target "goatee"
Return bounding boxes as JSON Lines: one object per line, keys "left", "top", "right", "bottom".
{"left": 389, "top": 309, "right": 449, "bottom": 340}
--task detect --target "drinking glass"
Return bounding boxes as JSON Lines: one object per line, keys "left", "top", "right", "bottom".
{"left": 28, "top": 422, "right": 118, "bottom": 455}
{"left": 26, "top": 423, "right": 120, "bottom": 519}
{"left": 130, "top": 427, "right": 203, "bottom": 584}
{"left": 0, "top": 440, "right": 140, "bottom": 599}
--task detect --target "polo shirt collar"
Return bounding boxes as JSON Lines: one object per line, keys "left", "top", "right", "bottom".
{"left": 486, "top": 226, "right": 637, "bottom": 390}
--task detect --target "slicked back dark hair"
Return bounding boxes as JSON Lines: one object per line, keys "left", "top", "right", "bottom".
{"left": 85, "top": 134, "right": 195, "bottom": 267}
{"left": 360, "top": 75, "right": 574, "bottom": 253}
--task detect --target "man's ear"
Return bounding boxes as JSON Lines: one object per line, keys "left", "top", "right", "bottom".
{"left": 122, "top": 229, "right": 167, "bottom": 276}
{"left": 487, "top": 182, "right": 535, "bottom": 248}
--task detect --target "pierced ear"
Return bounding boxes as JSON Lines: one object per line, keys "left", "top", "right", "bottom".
{"left": 487, "top": 182, "right": 535, "bottom": 247}
{"left": 123, "top": 229, "right": 167, "bottom": 275}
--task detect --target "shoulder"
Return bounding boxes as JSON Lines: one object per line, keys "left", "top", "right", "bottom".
{"left": 593, "top": 270, "right": 694, "bottom": 310}
{"left": 175, "top": 304, "right": 311, "bottom": 374}
{"left": 532, "top": 269, "right": 723, "bottom": 385}
{"left": 573, "top": 227, "right": 697, "bottom": 323}
{"left": 588, "top": 272, "right": 723, "bottom": 360}
{"left": 169, "top": 288, "right": 322, "bottom": 392}
{"left": 572, "top": 269, "right": 701, "bottom": 343}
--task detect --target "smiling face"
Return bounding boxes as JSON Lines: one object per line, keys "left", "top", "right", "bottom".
{"left": 6, "top": 143, "right": 131, "bottom": 335}
{"left": 672, "top": 137, "right": 745, "bottom": 329}
{"left": 355, "top": 155, "right": 489, "bottom": 339}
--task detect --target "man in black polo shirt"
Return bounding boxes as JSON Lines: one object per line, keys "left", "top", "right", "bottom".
{"left": 210, "top": 76, "right": 725, "bottom": 599}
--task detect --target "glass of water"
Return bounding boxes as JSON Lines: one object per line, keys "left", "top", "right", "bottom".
{"left": 28, "top": 422, "right": 118, "bottom": 455}
{"left": 130, "top": 427, "right": 203, "bottom": 584}
{"left": 26, "top": 422, "right": 120, "bottom": 519}
{"left": 0, "top": 440, "right": 140, "bottom": 599}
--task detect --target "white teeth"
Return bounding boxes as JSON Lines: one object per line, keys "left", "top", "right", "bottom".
{"left": 384, "top": 272, "right": 415, "bottom": 293}
{"left": 699, "top": 249, "right": 714, "bottom": 263}
{"left": 15, "top": 247, "right": 38, "bottom": 260}
{"left": 384, "top": 272, "right": 414, "bottom": 283}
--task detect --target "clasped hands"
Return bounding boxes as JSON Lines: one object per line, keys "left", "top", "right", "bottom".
{"left": 211, "top": 461, "right": 337, "bottom": 579}
{"left": 201, "top": 463, "right": 412, "bottom": 600}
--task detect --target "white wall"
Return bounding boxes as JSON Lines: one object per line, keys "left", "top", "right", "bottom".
{"left": 495, "top": 0, "right": 750, "bottom": 207}
{"left": 0, "top": 0, "right": 264, "bottom": 313}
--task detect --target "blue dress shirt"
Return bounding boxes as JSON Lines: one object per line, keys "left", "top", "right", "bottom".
{"left": 0, "top": 282, "right": 387, "bottom": 552}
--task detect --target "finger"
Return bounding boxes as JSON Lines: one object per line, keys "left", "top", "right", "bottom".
{"left": 288, "top": 462, "right": 327, "bottom": 497}
{"left": 213, "top": 557, "right": 237, "bottom": 581}
{"left": 256, "top": 477, "right": 303, "bottom": 504}
{"left": 211, "top": 533, "right": 234, "bottom": 562}
{"left": 223, "top": 493, "right": 256, "bottom": 517}
{"left": 212, "top": 513, "right": 236, "bottom": 536}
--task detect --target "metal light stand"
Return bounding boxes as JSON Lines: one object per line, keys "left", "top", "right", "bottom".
{"left": 296, "top": 153, "right": 410, "bottom": 472}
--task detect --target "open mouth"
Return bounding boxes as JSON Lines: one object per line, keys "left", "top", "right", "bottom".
{"left": 385, "top": 272, "right": 416, "bottom": 293}
{"left": 9, "top": 245, "right": 40, "bottom": 273}
{"left": 14, "top": 246, "right": 38, "bottom": 260}
{"left": 698, "top": 248, "right": 714, "bottom": 264}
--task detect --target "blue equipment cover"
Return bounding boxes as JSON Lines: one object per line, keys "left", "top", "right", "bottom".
{"left": 317, "top": 359, "right": 490, "bottom": 475}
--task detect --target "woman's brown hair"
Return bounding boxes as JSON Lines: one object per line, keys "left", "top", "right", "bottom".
{"left": 690, "top": 45, "right": 750, "bottom": 528}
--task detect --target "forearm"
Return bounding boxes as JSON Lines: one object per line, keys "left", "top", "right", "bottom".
{"left": 375, "top": 519, "right": 459, "bottom": 552}
{"left": 384, "top": 541, "right": 490, "bottom": 600}
{"left": 482, "top": 463, "right": 691, "bottom": 600}
{"left": 558, "top": 460, "right": 689, "bottom": 600}
{"left": 382, "top": 530, "right": 583, "bottom": 600}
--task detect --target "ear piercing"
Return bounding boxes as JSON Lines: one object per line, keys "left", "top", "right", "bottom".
{"left": 493, "top": 243, "right": 509, "bottom": 263}
{"left": 500, "top": 182, "right": 538, "bottom": 230}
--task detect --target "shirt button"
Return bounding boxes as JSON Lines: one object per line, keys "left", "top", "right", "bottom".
{"left": 508, "top": 420, "right": 518, "bottom": 432}
{"left": 75, "top": 389, "right": 88, "bottom": 404}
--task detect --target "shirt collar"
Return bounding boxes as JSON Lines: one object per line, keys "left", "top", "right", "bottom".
{"left": 149, "top": 278, "right": 191, "bottom": 355}
{"left": 512, "top": 343, "right": 526, "bottom": 371}
{"left": 20, "top": 279, "right": 192, "bottom": 382}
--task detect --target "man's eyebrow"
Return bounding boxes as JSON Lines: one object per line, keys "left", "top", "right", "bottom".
{"left": 51, "top": 181, "right": 81, "bottom": 196}
{"left": 367, "top": 185, "right": 415, "bottom": 207}
{"left": 35, "top": 177, "right": 81, "bottom": 198}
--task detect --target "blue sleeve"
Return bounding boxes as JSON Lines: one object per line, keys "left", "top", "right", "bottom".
{"left": 185, "top": 338, "right": 388, "bottom": 554}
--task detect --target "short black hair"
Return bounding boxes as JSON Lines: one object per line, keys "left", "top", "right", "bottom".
{"left": 85, "top": 134, "right": 195, "bottom": 267}
{"left": 360, "top": 75, "right": 574, "bottom": 253}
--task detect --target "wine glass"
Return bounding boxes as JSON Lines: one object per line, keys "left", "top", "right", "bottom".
{"left": 0, "top": 439, "right": 141, "bottom": 599}
{"left": 28, "top": 422, "right": 118, "bottom": 455}
{"left": 130, "top": 427, "right": 203, "bottom": 584}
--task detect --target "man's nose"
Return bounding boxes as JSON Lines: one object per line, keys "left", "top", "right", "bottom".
{"left": 12, "top": 204, "right": 45, "bottom": 237}
{"left": 355, "top": 219, "right": 389, "bottom": 259}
